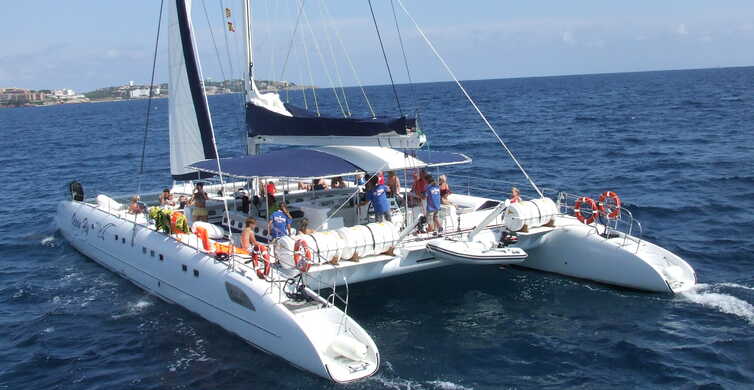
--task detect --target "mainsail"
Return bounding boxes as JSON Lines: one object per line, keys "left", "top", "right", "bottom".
{"left": 168, "top": 0, "right": 217, "bottom": 180}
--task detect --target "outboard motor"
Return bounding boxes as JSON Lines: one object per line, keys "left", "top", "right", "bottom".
{"left": 498, "top": 230, "right": 518, "bottom": 248}
{"left": 69, "top": 181, "right": 84, "bottom": 201}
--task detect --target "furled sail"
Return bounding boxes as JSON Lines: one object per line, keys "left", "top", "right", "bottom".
{"left": 168, "top": 0, "right": 217, "bottom": 180}
{"left": 246, "top": 91, "right": 416, "bottom": 138}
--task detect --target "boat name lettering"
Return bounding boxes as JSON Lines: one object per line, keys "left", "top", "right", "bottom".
{"left": 71, "top": 213, "right": 89, "bottom": 235}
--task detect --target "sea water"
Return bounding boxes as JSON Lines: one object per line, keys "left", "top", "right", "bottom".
{"left": 1, "top": 67, "right": 753, "bottom": 389}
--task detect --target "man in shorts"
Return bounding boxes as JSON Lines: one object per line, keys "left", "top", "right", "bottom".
{"left": 424, "top": 175, "right": 442, "bottom": 233}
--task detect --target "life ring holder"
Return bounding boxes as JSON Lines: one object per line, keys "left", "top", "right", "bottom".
{"left": 574, "top": 197, "right": 599, "bottom": 225}
{"left": 293, "top": 239, "right": 313, "bottom": 273}
{"left": 598, "top": 191, "right": 622, "bottom": 219}
{"left": 251, "top": 244, "right": 271, "bottom": 279}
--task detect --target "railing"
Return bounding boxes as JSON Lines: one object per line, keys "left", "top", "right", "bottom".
{"left": 443, "top": 174, "right": 560, "bottom": 200}
{"left": 556, "top": 192, "right": 643, "bottom": 251}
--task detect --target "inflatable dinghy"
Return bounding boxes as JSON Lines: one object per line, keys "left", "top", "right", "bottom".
{"left": 427, "top": 239, "right": 527, "bottom": 265}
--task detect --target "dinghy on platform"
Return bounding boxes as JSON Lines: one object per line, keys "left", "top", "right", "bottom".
{"left": 427, "top": 238, "right": 527, "bottom": 265}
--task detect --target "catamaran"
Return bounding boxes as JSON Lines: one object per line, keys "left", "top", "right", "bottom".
{"left": 56, "top": 0, "right": 696, "bottom": 382}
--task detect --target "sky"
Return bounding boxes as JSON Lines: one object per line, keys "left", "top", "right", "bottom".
{"left": 2, "top": 0, "right": 754, "bottom": 92}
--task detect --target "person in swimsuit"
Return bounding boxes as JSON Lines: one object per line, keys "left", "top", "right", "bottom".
{"left": 297, "top": 218, "right": 315, "bottom": 235}
{"left": 509, "top": 187, "right": 521, "bottom": 204}
{"left": 438, "top": 175, "right": 452, "bottom": 205}
{"left": 190, "top": 182, "right": 209, "bottom": 222}
{"left": 128, "top": 196, "right": 144, "bottom": 214}
{"left": 387, "top": 171, "right": 400, "bottom": 198}
{"left": 240, "top": 218, "right": 259, "bottom": 251}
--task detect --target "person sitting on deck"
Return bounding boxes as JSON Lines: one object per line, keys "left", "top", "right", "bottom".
{"left": 331, "top": 176, "right": 346, "bottom": 189}
{"left": 425, "top": 175, "right": 442, "bottom": 233}
{"left": 159, "top": 188, "right": 176, "bottom": 207}
{"left": 268, "top": 202, "right": 292, "bottom": 240}
{"left": 360, "top": 176, "right": 391, "bottom": 222}
{"left": 297, "top": 218, "right": 316, "bottom": 235}
{"left": 190, "top": 182, "right": 209, "bottom": 222}
{"left": 312, "top": 178, "right": 328, "bottom": 191}
{"left": 128, "top": 196, "right": 144, "bottom": 214}
{"left": 240, "top": 218, "right": 259, "bottom": 251}
{"left": 438, "top": 175, "right": 453, "bottom": 205}
{"left": 509, "top": 187, "right": 522, "bottom": 204}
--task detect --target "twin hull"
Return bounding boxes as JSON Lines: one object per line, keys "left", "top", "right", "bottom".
{"left": 55, "top": 201, "right": 378, "bottom": 382}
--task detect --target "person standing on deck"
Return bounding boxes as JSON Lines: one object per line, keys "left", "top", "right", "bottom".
{"left": 361, "top": 176, "right": 391, "bottom": 222}
{"left": 425, "top": 175, "right": 442, "bottom": 232}
{"left": 269, "top": 202, "right": 292, "bottom": 239}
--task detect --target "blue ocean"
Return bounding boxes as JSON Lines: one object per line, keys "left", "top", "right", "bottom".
{"left": 1, "top": 67, "right": 753, "bottom": 389}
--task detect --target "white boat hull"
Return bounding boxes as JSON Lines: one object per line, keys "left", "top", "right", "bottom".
{"left": 512, "top": 216, "right": 696, "bottom": 293}
{"left": 55, "top": 200, "right": 379, "bottom": 382}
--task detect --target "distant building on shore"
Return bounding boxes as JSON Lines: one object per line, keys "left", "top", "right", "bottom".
{"left": 0, "top": 87, "right": 87, "bottom": 106}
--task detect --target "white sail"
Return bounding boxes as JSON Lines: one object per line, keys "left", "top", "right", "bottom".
{"left": 168, "top": 0, "right": 216, "bottom": 180}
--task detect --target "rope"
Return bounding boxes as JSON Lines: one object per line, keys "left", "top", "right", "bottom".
{"left": 389, "top": 0, "right": 416, "bottom": 111}
{"left": 318, "top": 0, "right": 351, "bottom": 117}
{"left": 279, "top": 0, "right": 306, "bottom": 86}
{"left": 299, "top": 15, "right": 320, "bottom": 115}
{"left": 367, "top": 0, "right": 403, "bottom": 116}
{"left": 320, "top": 0, "right": 376, "bottom": 118}
{"left": 200, "top": 0, "right": 228, "bottom": 83}
{"left": 300, "top": 5, "right": 347, "bottom": 117}
{"left": 136, "top": 0, "right": 164, "bottom": 197}
{"left": 396, "top": 0, "right": 544, "bottom": 198}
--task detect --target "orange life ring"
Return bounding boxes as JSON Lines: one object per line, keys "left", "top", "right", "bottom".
{"left": 598, "top": 191, "right": 622, "bottom": 219}
{"left": 293, "top": 239, "right": 313, "bottom": 273}
{"left": 574, "top": 196, "right": 599, "bottom": 225}
{"left": 252, "top": 244, "right": 271, "bottom": 278}
{"left": 195, "top": 226, "right": 211, "bottom": 251}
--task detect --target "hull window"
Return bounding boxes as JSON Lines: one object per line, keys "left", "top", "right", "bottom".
{"left": 182, "top": 264, "right": 187, "bottom": 272}
{"left": 224, "top": 282, "right": 255, "bottom": 311}
{"left": 159, "top": 254, "right": 164, "bottom": 261}
{"left": 193, "top": 269, "right": 199, "bottom": 277}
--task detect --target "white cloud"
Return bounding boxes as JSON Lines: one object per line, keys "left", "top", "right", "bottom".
{"left": 561, "top": 31, "right": 576, "bottom": 45}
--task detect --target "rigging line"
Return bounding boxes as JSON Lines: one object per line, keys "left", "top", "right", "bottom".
{"left": 389, "top": 0, "right": 416, "bottom": 112}
{"left": 136, "top": 0, "right": 165, "bottom": 197}
{"left": 279, "top": 0, "right": 307, "bottom": 83}
{"left": 367, "top": 0, "right": 403, "bottom": 116}
{"left": 396, "top": 0, "right": 543, "bottom": 198}
{"left": 320, "top": 0, "right": 376, "bottom": 118}
{"left": 298, "top": 13, "right": 320, "bottom": 116}
{"left": 200, "top": 0, "right": 228, "bottom": 82}
{"left": 300, "top": 5, "right": 347, "bottom": 118}
{"left": 318, "top": 0, "right": 351, "bottom": 117}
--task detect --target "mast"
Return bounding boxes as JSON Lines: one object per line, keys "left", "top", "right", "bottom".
{"left": 243, "top": 0, "right": 255, "bottom": 98}
{"left": 243, "top": 0, "right": 262, "bottom": 156}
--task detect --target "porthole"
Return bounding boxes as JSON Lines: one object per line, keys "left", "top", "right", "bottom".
{"left": 115, "top": 234, "right": 119, "bottom": 241}
{"left": 238, "top": 222, "right": 243, "bottom": 229}
{"left": 193, "top": 269, "right": 199, "bottom": 277}
{"left": 150, "top": 250, "right": 155, "bottom": 257}
{"left": 142, "top": 247, "right": 147, "bottom": 254}
{"left": 254, "top": 227, "right": 259, "bottom": 233}
{"left": 122, "top": 238, "right": 126, "bottom": 244}
{"left": 182, "top": 264, "right": 187, "bottom": 272}
{"left": 159, "top": 254, "right": 164, "bottom": 261}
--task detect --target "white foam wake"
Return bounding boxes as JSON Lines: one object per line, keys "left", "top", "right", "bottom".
{"left": 681, "top": 283, "right": 754, "bottom": 325}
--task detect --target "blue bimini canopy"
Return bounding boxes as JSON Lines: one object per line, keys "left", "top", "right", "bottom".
{"left": 246, "top": 102, "right": 416, "bottom": 138}
{"left": 190, "top": 149, "right": 363, "bottom": 179}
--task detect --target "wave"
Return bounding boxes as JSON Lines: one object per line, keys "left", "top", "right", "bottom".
{"left": 681, "top": 283, "right": 754, "bottom": 325}
{"left": 368, "top": 375, "right": 473, "bottom": 390}
{"left": 111, "top": 298, "right": 154, "bottom": 319}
